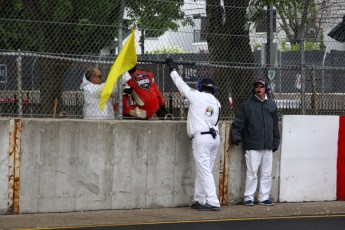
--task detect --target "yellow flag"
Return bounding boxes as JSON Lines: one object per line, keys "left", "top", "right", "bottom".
{"left": 100, "top": 29, "right": 137, "bottom": 110}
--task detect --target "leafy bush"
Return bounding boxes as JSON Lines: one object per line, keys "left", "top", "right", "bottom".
{"left": 146, "top": 46, "right": 185, "bottom": 54}
{"left": 281, "top": 40, "right": 321, "bottom": 51}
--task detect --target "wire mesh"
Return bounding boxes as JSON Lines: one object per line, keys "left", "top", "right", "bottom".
{"left": 1, "top": 0, "right": 345, "bottom": 120}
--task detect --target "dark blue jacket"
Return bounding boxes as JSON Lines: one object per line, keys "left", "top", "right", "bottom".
{"left": 230, "top": 94, "right": 280, "bottom": 151}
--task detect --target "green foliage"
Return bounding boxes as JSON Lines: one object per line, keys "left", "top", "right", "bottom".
{"left": 127, "top": 0, "right": 194, "bottom": 38}
{"left": 0, "top": 1, "right": 37, "bottom": 51}
{"left": 280, "top": 40, "right": 321, "bottom": 51}
{"left": 146, "top": 46, "right": 185, "bottom": 54}
{"left": 253, "top": 42, "right": 262, "bottom": 50}
{"left": 0, "top": 0, "right": 192, "bottom": 55}
{"left": 304, "top": 41, "right": 321, "bottom": 50}
{"left": 281, "top": 40, "right": 288, "bottom": 51}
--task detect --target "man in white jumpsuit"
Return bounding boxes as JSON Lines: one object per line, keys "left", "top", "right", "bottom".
{"left": 165, "top": 58, "right": 221, "bottom": 211}
{"left": 80, "top": 67, "right": 117, "bottom": 119}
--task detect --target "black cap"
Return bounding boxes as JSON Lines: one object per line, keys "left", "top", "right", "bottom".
{"left": 254, "top": 79, "right": 266, "bottom": 87}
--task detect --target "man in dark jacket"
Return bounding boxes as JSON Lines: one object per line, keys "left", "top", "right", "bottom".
{"left": 230, "top": 79, "right": 280, "bottom": 206}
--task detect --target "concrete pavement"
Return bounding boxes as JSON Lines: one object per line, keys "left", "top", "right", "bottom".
{"left": 1, "top": 201, "right": 345, "bottom": 229}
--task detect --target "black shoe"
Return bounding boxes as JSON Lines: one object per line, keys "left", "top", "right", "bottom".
{"left": 196, "top": 203, "right": 220, "bottom": 211}
{"left": 259, "top": 200, "right": 274, "bottom": 206}
{"left": 191, "top": 201, "right": 202, "bottom": 209}
{"left": 244, "top": 200, "right": 254, "bottom": 206}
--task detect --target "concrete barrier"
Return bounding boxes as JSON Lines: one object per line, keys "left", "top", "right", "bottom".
{"left": 0, "top": 119, "right": 10, "bottom": 213}
{"left": 279, "top": 115, "right": 339, "bottom": 202}
{"left": 18, "top": 119, "right": 199, "bottom": 213}
{"left": 0, "top": 116, "right": 342, "bottom": 214}
{"left": 0, "top": 118, "right": 282, "bottom": 214}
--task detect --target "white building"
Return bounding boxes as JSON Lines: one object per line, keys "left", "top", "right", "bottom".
{"left": 139, "top": 0, "right": 207, "bottom": 54}
{"left": 107, "top": 0, "right": 345, "bottom": 56}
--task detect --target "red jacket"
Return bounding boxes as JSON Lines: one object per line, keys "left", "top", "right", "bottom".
{"left": 127, "top": 70, "right": 164, "bottom": 107}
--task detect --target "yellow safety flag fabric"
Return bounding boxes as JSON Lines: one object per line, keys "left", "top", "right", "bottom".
{"left": 99, "top": 29, "right": 137, "bottom": 110}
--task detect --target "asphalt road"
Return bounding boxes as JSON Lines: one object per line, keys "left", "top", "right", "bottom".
{"left": 25, "top": 215, "right": 345, "bottom": 230}
{"left": 3, "top": 202, "right": 345, "bottom": 229}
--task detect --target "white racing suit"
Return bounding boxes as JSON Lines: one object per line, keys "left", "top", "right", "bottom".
{"left": 170, "top": 70, "right": 221, "bottom": 207}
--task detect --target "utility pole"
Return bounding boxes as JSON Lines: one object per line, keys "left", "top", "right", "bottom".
{"left": 266, "top": 3, "right": 275, "bottom": 98}
{"left": 266, "top": 3, "right": 274, "bottom": 67}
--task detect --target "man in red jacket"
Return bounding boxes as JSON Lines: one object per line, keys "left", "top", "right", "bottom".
{"left": 122, "top": 65, "right": 167, "bottom": 119}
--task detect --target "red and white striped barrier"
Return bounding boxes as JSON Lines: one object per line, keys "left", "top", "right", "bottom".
{"left": 337, "top": 116, "right": 345, "bottom": 200}
{"left": 280, "top": 115, "right": 345, "bottom": 202}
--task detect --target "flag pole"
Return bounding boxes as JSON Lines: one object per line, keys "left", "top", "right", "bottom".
{"left": 116, "top": 0, "right": 126, "bottom": 119}
{"left": 116, "top": 27, "right": 123, "bottom": 119}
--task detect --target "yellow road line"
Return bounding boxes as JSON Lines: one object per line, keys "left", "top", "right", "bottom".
{"left": 18, "top": 214, "right": 345, "bottom": 230}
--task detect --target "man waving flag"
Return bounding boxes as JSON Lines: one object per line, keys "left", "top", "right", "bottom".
{"left": 100, "top": 28, "right": 137, "bottom": 110}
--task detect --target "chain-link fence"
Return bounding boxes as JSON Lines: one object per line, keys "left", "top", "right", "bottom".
{"left": 1, "top": 0, "right": 345, "bottom": 120}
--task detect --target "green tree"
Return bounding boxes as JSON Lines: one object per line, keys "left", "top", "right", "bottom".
{"left": 205, "top": 0, "right": 327, "bottom": 115}
{"left": 0, "top": 0, "right": 120, "bottom": 53}
{"left": 248, "top": 0, "right": 335, "bottom": 48}
{"left": 0, "top": 0, "right": 191, "bottom": 116}
{"left": 1, "top": 0, "right": 124, "bottom": 115}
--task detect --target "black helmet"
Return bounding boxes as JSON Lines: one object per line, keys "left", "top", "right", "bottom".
{"left": 198, "top": 78, "right": 216, "bottom": 94}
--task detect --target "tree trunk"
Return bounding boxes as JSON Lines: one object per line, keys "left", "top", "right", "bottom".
{"left": 39, "top": 59, "right": 70, "bottom": 117}
{"left": 206, "top": 0, "right": 253, "bottom": 118}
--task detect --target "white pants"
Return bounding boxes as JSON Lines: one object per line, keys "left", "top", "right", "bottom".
{"left": 244, "top": 149, "right": 273, "bottom": 202}
{"left": 192, "top": 133, "right": 220, "bottom": 207}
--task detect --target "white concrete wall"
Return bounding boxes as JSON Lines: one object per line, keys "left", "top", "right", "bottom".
{"left": 279, "top": 115, "right": 339, "bottom": 202}
{"left": 0, "top": 119, "right": 10, "bottom": 213}
{"left": 0, "top": 115, "right": 341, "bottom": 214}
{"left": 0, "top": 119, "right": 230, "bottom": 214}
{"left": 18, "top": 119, "right": 199, "bottom": 213}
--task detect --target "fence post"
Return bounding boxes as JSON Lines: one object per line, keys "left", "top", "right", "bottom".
{"left": 7, "top": 119, "right": 22, "bottom": 214}
{"left": 16, "top": 50, "right": 23, "bottom": 117}
{"left": 218, "top": 122, "right": 230, "bottom": 205}
{"left": 266, "top": 3, "right": 274, "bottom": 66}
{"left": 116, "top": 0, "right": 126, "bottom": 119}
{"left": 311, "top": 67, "right": 317, "bottom": 115}
{"left": 300, "top": 53, "right": 306, "bottom": 115}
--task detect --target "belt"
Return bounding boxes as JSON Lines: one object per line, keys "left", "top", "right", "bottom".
{"left": 191, "top": 131, "right": 216, "bottom": 139}
{"left": 200, "top": 131, "right": 212, "bottom": 135}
